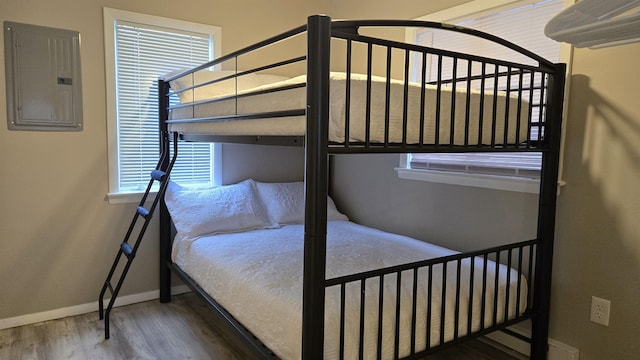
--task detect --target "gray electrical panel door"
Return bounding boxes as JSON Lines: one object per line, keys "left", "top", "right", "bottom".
{"left": 4, "top": 22, "right": 83, "bottom": 131}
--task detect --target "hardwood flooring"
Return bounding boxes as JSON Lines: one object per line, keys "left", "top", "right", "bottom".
{"left": 0, "top": 293, "right": 525, "bottom": 359}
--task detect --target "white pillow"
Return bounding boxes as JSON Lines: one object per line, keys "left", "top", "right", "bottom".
{"left": 167, "top": 69, "right": 288, "bottom": 102}
{"left": 164, "top": 179, "right": 277, "bottom": 238}
{"left": 255, "top": 181, "right": 349, "bottom": 225}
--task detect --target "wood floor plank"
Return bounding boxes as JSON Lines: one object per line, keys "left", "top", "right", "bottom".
{"left": 0, "top": 293, "right": 524, "bottom": 359}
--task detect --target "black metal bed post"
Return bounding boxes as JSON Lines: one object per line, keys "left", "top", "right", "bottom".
{"left": 531, "top": 63, "right": 566, "bottom": 360}
{"left": 158, "top": 79, "right": 172, "bottom": 303}
{"left": 302, "top": 15, "right": 331, "bottom": 360}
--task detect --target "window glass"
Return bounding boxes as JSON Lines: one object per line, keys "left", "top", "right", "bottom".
{"left": 105, "top": 9, "right": 220, "bottom": 196}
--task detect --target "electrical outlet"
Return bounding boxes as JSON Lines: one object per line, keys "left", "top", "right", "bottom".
{"left": 590, "top": 296, "right": 611, "bottom": 326}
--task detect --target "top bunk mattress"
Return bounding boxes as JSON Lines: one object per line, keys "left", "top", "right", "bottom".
{"left": 167, "top": 72, "right": 531, "bottom": 146}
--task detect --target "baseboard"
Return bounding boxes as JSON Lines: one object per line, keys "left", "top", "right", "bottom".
{"left": 0, "top": 285, "right": 190, "bottom": 331}
{"left": 485, "top": 325, "right": 580, "bottom": 360}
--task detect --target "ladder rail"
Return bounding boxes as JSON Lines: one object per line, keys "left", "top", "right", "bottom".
{"left": 98, "top": 145, "right": 168, "bottom": 317}
{"left": 99, "top": 132, "right": 178, "bottom": 339}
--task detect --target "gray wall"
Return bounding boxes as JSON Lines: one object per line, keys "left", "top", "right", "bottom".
{"left": 223, "top": 144, "right": 304, "bottom": 184}
{"left": 330, "top": 154, "right": 538, "bottom": 252}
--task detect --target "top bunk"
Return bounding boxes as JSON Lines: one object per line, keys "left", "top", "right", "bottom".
{"left": 159, "top": 15, "right": 566, "bottom": 155}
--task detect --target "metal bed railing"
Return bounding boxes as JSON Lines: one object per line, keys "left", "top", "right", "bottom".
{"left": 324, "top": 239, "right": 538, "bottom": 359}
{"left": 158, "top": 15, "right": 566, "bottom": 360}
{"left": 162, "top": 17, "right": 558, "bottom": 155}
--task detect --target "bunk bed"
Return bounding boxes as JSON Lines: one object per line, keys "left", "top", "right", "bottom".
{"left": 157, "top": 16, "right": 566, "bottom": 360}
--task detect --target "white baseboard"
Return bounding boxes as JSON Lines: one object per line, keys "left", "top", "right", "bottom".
{"left": 0, "top": 285, "right": 190, "bottom": 331}
{"left": 485, "top": 325, "right": 580, "bottom": 360}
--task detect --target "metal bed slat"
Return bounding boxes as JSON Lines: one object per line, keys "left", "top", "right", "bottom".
{"left": 419, "top": 52, "right": 427, "bottom": 148}
{"left": 426, "top": 265, "right": 433, "bottom": 350}
{"left": 384, "top": 46, "right": 392, "bottom": 147}
{"left": 467, "top": 256, "right": 475, "bottom": 336}
{"left": 478, "top": 62, "right": 487, "bottom": 146}
{"left": 410, "top": 267, "right": 419, "bottom": 355}
{"left": 359, "top": 279, "right": 366, "bottom": 360}
{"left": 377, "top": 275, "right": 385, "bottom": 360}
{"left": 516, "top": 68, "right": 525, "bottom": 145}
{"left": 439, "top": 262, "right": 447, "bottom": 346}
{"left": 527, "top": 70, "right": 536, "bottom": 148}
{"left": 449, "top": 57, "right": 458, "bottom": 146}
{"left": 503, "top": 66, "right": 513, "bottom": 146}
{"left": 491, "top": 65, "right": 500, "bottom": 147}
{"left": 516, "top": 247, "right": 524, "bottom": 316}
{"left": 402, "top": 49, "right": 410, "bottom": 147}
{"left": 344, "top": 40, "right": 352, "bottom": 146}
{"left": 493, "top": 250, "right": 501, "bottom": 326}
{"left": 454, "top": 259, "right": 462, "bottom": 340}
{"left": 435, "top": 55, "right": 443, "bottom": 147}
{"left": 339, "top": 283, "right": 346, "bottom": 360}
{"left": 505, "top": 249, "right": 513, "bottom": 323}
{"left": 365, "top": 43, "right": 373, "bottom": 147}
{"left": 394, "top": 271, "right": 402, "bottom": 358}
{"left": 480, "top": 253, "right": 488, "bottom": 330}
{"left": 538, "top": 74, "right": 547, "bottom": 144}
{"left": 528, "top": 244, "right": 536, "bottom": 311}
{"left": 464, "top": 60, "right": 473, "bottom": 147}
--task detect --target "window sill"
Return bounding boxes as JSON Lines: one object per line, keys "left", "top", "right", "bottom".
{"left": 106, "top": 191, "right": 158, "bottom": 205}
{"left": 396, "top": 168, "right": 541, "bottom": 194}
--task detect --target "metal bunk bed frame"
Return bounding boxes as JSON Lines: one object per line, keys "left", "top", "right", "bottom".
{"left": 158, "top": 15, "right": 566, "bottom": 360}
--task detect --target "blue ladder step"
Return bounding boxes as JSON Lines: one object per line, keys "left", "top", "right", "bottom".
{"left": 120, "top": 242, "right": 133, "bottom": 258}
{"left": 137, "top": 206, "right": 150, "bottom": 218}
{"left": 151, "top": 170, "right": 167, "bottom": 182}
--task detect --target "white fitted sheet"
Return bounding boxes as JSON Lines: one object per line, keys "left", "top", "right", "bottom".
{"left": 172, "top": 221, "right": 527, "bottom": 359}
{"left": 168, "top": 72, "right": 530, "bottom": 145}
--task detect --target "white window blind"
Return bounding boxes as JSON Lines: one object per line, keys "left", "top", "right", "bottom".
{"left": 114, "top": 20, "right": 214, "bottom": 192}
{"left": 408, "top": 0, "right": 564, "bottom": 182}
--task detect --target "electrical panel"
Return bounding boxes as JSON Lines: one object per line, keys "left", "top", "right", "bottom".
{"left": 4, "top": 21, "right": 83, "bottom": 131}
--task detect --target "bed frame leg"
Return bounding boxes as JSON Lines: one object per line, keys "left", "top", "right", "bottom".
{"left": 159, "top": 155, "right": 173, "bottom": 303}
{"left": 158, "top": 80, "right": 173, "bottom": 304}
{"left": 301, "top": 14, "right": 332, "bottom": 360}
{"left": 531, "top": 62, "right": 566, "bottom": 360}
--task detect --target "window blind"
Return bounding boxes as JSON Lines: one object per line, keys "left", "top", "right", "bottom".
{"left": 115, "top": 21, "right": 213, "bottom": 192}
{"left": 410, "top": 0, "right": 563, "bottom": 179}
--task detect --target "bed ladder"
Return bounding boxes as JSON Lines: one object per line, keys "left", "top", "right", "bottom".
{"left": 98, "top": 132, "right": 178, "bottom": 339}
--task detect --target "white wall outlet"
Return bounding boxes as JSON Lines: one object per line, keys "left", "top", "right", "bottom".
{"left": 590, "top": 296, "right": 611, "bottom": 326}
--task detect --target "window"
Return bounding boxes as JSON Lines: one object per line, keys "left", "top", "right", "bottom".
{"left": 104, "top": 8, "right": 222, "bottom": 203}
{"left": 399, "top": 0, "right": 570, "bottom": 193}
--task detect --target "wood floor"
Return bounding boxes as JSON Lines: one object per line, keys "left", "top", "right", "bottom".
{"left": 0, "top": 293, "right": 525, "bottom": 359}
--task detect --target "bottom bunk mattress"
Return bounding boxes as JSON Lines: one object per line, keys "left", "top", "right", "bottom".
{"left": 172, "top": 220, "right": 527, "bottom": 359}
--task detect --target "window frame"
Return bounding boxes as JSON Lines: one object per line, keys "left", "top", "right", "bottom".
{"left": 397, "top": 0, "right": 573, "bottom": 193}
{"left": 103, "top": 8, "right": 222, "bottom": 203}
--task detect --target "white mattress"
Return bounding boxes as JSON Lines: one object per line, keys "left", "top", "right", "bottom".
{"left": 172, "top": 220, "right": 527, "bottom": 359}
{"left": 168, "top": 72, "right": 530, "bottom": 146}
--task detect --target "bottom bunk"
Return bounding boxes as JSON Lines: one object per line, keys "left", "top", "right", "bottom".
{"left": 161, "top": 178, "right": 537, "bottom": 359}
